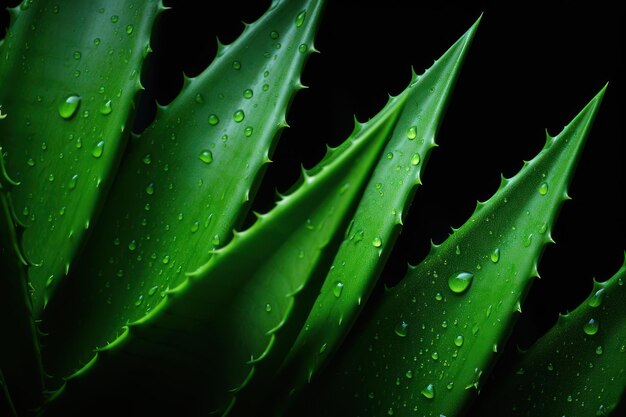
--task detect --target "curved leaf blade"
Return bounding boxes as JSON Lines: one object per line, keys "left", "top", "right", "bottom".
{"left": 275, "top": 16, "right": 480, "bottom": 407}
{"left": 41, "top": 0, "right": 326, "bottom": 380}
{"left": 309, "top": 86, "right": 606, "bottom": 417}
{"left": 476, "top": 256, "right": 626, "bottom": 417}
{"left": 42, "top": 82, "right": 401, "bottom": 415}
{"left": 0, "top": 0, "right": 163, "bottom": 315}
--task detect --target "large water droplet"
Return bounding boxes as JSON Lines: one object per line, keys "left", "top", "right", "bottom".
{"left": 232, "top": 60, "right": 241, "bottom": 70}
{"left": 199, "top": 150, "right": 213, "bottom": 164}
{"left": 68, "top": 174, "right": 78, "bottom": 190}
{"left": 233, "top": 109, "right": 245, "bottom": 123}
{"left": 99, "top": 99, "right": 112, "bottom": 115}
{"left": 58, "top": 95, "right": 81, "bottom": 119}
{"left": 333, "top": 281, "right": 344, "bottom": 298}
{"left": 243, "top": 88, "right": 253, "bottom": 99}
{"left": 372, "top": 237, "right": 382, "bottom": 247}
{"left": 410, "top": 153, "right": 421, "bottom": 166}
{"left": 448, "top": 271, "right": 474, "bottom": 294}
{"left": 298, "top": 43, "right": 308, "bottom": 53}
{"left": 394, "top": 321, "right": 408, "bottom": 337}
{"left": 145, "top": 183, "right": 154, "bottom": 195}
{"left": 454, "top": 335, "right": 464, "bottom": 347}
{"left": 126, "top": 24, "right": 134, "bottom": 35}
{"left": 407, "top": 126, "right": 417, "bottom": 140}
{"left": 538, "top": 182, "right": 549, "bottom": 195}
{"left": 295, "top": 10, "right": 307, "bottom": 27}
{"left": 91, "top": 140, "right": 105, "bottom": 158}
{"left": 490, "top": 248, "right": 500, "bottom": 263}
{"left": 588, "top": 288, "right": 605, "bottom": 308}
{"left": 208, "top": 114, "right": 219, "bottom": 126}
{"left": 583, "top": 318, "right": 599, "bottom": 335}
{"left": 270, "top": 30, "right": 279, "bottom": 39}
{"left": 420, "top": 384, "right": 435, "bottom": 399}
{"left": 244, "top": 126, "right": 254, "bottom": 137}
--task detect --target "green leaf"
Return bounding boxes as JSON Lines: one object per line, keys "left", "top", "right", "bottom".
{"left": 0, "top": 146, "right": 44, "bottom": 414}
{"left": 275, "top": 16, "right": 479, "bottom": 408}
{"left": 40, "top": 22, "right": 477, "bottom": 413}
{"left": 475, "top": 256, "right": 626, "bottom": 417}
{"left": 41, "top": 76, "right": 397, "bottom": 416}
{"left": 41, "top": 0, "right": 326, "bottom": 381}
{"left": 308, "top": 85, "right": 606, "bottom": 417}
{"left": 0, "top": 0, "right": 163, "bottom": 315}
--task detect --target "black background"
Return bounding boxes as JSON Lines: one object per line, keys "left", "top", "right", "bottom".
{"left": 1, "top": 0, "right": 624, "bottom": 413}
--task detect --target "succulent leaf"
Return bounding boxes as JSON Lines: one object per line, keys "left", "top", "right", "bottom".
{"left": 306, "top": 86, "right": 606, "bottom": 417}
{"left": 0, "top": 0, "right": 163, "bottom": 315}
{"left": 1, "top": 142, "right": 44, "bottom": 413}
{"left": 275, "top": 17, "right": 480, "bottom": 408}
{"left": 40, "top": 0, "right": 326, "bottom": 382}
{"left": 475, "top": 255, "right": 626, "bottom": 417}
{"left": 41, "top": 73, "right": 400, "bottom": 415}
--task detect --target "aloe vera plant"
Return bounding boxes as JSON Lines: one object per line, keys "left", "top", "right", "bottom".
{"left": 0, "top": 1, "right": 623, "bottom": 416}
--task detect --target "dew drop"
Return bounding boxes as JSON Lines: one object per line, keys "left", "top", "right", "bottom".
{"left": 333, "top": 281, "right": 344, "bottom": 298}
{"left": 126, "top": 24, "right": 134, "bottom": 34}
{"left": 68, "top": 174, "right": 78, "bottom": 190}
{"left": 538, "top": 182, "right": 549, "bottom": 195}
{"left": 270, "top": 30, "right": 279, "bottom": 39}
{"left": 208, "top": 114, "right": 219, "bottom": 126}
{"left": 262, "top": 84, "right": 270, "bottom": 92}
{"left": 595, "top": 345, "right": 603, "bottom": 355}
{"left": 143, "top": 154, "right": 152, "bottom": 165}
{"left": 27, "top": 158, "right": 35, "bottom": 167}
{"left": 73, "top": 51, "right": 81, "bottom": 60}
{"left": 588, "top": 288, "right": 605, "bottom": 308}
{"left": 198, "top": 150, "right": 213, "bottom": 164}
{"left": 490, "top": 248, "right": 500, "bottom": 263}
{"left": 212, "top": 234, "right": 220, "bottom": 246}
{"left": 148, "top": 286, "right": 158, "bottom": 296}
{"left": 233, "top": 109, "right": 245, "bottom": 123}
{"left": 372, "top": 237, "right": 382, "bottom": 247}
{"left": 58, "top": 95, "right": 81, "bottom": 119}
{"left": 134, "top": 295, "right": 143, "bottom": 306}
{"left": 110, "top": 15, "right": 119, "bottom": 23}
{"left": 448, "top": 271, "right": 474, "bottom": 294}
{"left": 162, "top": 255, "right": 170, "bottom": 264}
{"left": 410, "top": 153, "right": 421, "bottom": 166}
{"left": 420, "top": 384, "right": 435, "bottom": 399}
{"left": 407, "top": 126, "right": 417, "bottom": 140}
{"left": 195, "top": 93, "right": 204, "bottom": 103}
{"left": 454, "top": 335, "right": 464, "bottom": 347}
{"left": 145, "top": 183, "right": 154, "bottom": 195}
{"left": 232, "top": 60, "right": 241, "bottom": 70}
{"left": 190, "top": 221, "right": 200, "bottom": 233}
{"left": 243, "top": 88, "right": 253, "bottom": 99}
{"left": 91, "top": 141, "right": 105, "bottom": 158}
{"left": 583, "top": 318, "right": 599, "bottom": 335}
{"left": 394, "top": 321, "right": 408, "bottom": 337}
{"left": 99, "top": 99, "right": 112, "bottom": 115}
{"left": 244, "top": 126, "right": 254, "bottom": 137}
{"left": 128, "top": 240, "right": 137, "bottom": 251}
{"left": 298, "top": 43, "right": 307, "bottom": 53}
{"left": 295, "top": 10, "right": 307, "bottom": 27}
{"left": 265, "top": 303, "right": 272, "bottom": 312}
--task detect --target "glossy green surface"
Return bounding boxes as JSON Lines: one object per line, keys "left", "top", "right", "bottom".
{"left": 310, "top": 87, "right": 606, "bottom": 417}
{"left": 41, "top": 0, "right": 325, "bottom": 381}
{"left": 276, "top": 18, "right": 479, "bottom": 408}
{"left": 0, "top": 0, "right": 163, "bottom": 315}
{"left": 478, "top": 257, "right": 626, "bottom": 417}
